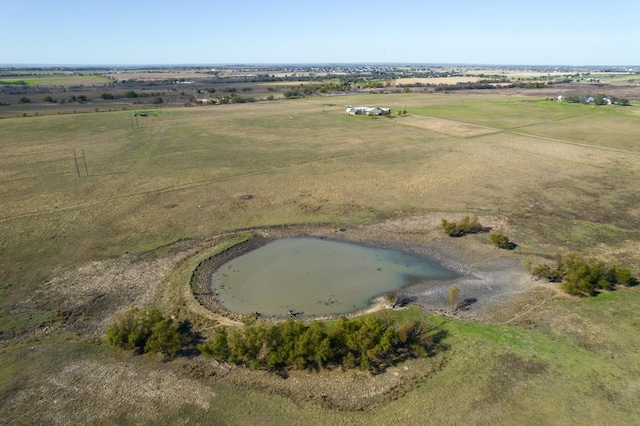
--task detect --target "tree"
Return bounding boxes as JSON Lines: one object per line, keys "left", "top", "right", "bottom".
{"left": 106, "top": 307, "right": 182, "bottom": 355}
{"left": 200, "top": 328, "right": 229, "bottom": 359}
{"left": 124, "top": 90, "right": 138, "bottom": 98}
{"left": 100, "top": 93, "right": 115, "bottom": 100}
{"left": 42, "top": 95, "right": 56, "bottom": 103}
{"left": 17, "top": 97, "right": 31, "bottom": 104}
{"left": 594, "top": 94, "right": 607, "bottom": 105}
{"left": 144, "top": 319, "right": 182, "bottom": 355}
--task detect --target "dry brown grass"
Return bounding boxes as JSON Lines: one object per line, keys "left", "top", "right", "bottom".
{"left": 398, "top": 114, "right": 499, "bottom": 137}
{"left": 2, "top": 92, "right": 640, "bottom": 424}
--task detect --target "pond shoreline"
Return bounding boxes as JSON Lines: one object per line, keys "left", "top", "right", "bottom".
{"left": 193, "top": 223, "right": 538, "bottom": 321}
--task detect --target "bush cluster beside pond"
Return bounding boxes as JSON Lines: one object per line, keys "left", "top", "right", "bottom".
{"left": 106, "top": 307, "right": 183, "bottom": 356}
{"left": 199, "top": 314, "right": 440, "bottom": 373}
{"left": 441, "top": 215, "right": 484, "bottom": 237}
{"left": 527, "top": 252, "right": 637, "bottom": 296}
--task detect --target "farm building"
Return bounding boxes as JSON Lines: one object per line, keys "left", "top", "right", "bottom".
{"left": 346, "top": 107, "right": 391, "bottom": 116}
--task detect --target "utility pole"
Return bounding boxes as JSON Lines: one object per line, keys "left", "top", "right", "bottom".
{"left": 81, "top": 150, "right": 88, "bottom": 176}
{"left": 73, "top": 149, "right": 80, "bottom": 177}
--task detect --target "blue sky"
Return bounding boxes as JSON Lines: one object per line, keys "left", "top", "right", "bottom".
{"left": 2, "top": 0, "right": 639, "bottom": 65}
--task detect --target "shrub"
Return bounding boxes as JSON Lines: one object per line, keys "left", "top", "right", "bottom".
{"left": 448, "top": 286, "right": 460, "bottom": 311}
{"left": 458, "top": 215, "right": 483, "bottom": 233}
{"left": 528, "top": 253, "right": 637, "bottom": 296}
{"left": 106, "top": 307, "right": 182, "bottom": 355}
{"left": 441, "top": 215, "right": 483, "bottom": 237}
{"left": 606, "top": 265, "right": 636, "bottom": 286}
{"left": 490, "top": 233, "right": 511, "bottom": 249}
{"left": 441, "top": 219, "right": 460, "bottom": 236}
{"left": 527, "top": 261, "right": 563, "bottom": 282}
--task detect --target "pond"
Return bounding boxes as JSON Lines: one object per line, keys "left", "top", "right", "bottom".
{"left": 211, "top": 237, "right": 457, "bottom": 317}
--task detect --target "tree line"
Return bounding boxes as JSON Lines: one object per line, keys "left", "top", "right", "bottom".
{"left": 106, "top": 307, "right": 444, "bottom": 373}
{"left": 199, "top": 314, "right": 441, "bottom": 373}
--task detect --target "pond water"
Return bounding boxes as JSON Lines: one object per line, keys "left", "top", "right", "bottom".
{"left": 211, "top": 237, "right": 457, "bottom": 317}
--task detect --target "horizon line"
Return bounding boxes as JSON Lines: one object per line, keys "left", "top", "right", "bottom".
{"left": 1, "top": 62, "right": 639, "bottom": 69}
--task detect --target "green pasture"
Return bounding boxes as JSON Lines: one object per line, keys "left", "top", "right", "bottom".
{"left": 0, "top": 74, "right": 107, "bottom": 86}
{"left": 1, "top": 93, "right": 640, "bottom": 423}
{"left": 578, "top": 73, "right": 640, "bottom": 86}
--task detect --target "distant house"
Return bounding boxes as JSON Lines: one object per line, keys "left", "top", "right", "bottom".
{"left": 346, "top": 106, "right": 391, "bottom": 116}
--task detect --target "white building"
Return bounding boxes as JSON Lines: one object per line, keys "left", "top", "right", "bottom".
{"left": 346, "top": 106, "right": 391, "bottom": 116}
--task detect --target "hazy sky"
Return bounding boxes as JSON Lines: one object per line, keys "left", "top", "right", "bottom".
{"left": 2, "top": 0, "right": 639, "bottom": 65}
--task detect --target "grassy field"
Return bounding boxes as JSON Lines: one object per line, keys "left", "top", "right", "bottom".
{"left": 1, "top": 92, "right": 640, "bottom": 424}
{"left": 0, "top": 75, "right": 108, "bottom": 86}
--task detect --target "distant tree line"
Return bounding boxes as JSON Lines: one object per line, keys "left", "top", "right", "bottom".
{"left": 432, "top": 80, "right": 558, "bottom": 92}
{"left": 564, "top": 93, "right": 630, "bottom": 106}
{"left": 199, "top": 314, "right": 441, "bottom": 373}
{"left": 433, "top": 81, "right": 510, "bottom": 92}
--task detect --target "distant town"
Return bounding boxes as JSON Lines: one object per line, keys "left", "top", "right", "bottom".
{"left": 1, "top": 64, "right": 638, "bottom": 118}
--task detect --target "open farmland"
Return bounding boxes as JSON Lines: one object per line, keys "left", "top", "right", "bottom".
{"left": 0, "top": 74, "right": 108, "bottom": 87}
{"left": 1, "top": 92, "right": 640, "bottom": 424}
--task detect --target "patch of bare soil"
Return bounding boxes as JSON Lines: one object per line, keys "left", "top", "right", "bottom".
{"left": 9, "top": 238, "right": 213, "bottom": 341}
{"left": 398, "top": 115, "right": 498, "bottom": 138}
{"left": 3, "top": 214, "right": 553, "bottom": 419}
{"left": 219, "top": 356, "right": 444, "bottom": 411}
{"left": 5, "top": 358, "right": 214, "bottom": 425}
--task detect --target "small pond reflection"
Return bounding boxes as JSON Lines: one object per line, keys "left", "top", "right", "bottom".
{"left": 211, "top": 237, "right": 456, "bottom": 316}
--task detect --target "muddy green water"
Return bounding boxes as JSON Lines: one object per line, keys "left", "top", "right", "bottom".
{"left": 211, "top": 237, "right": 457, "bottom": 317}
